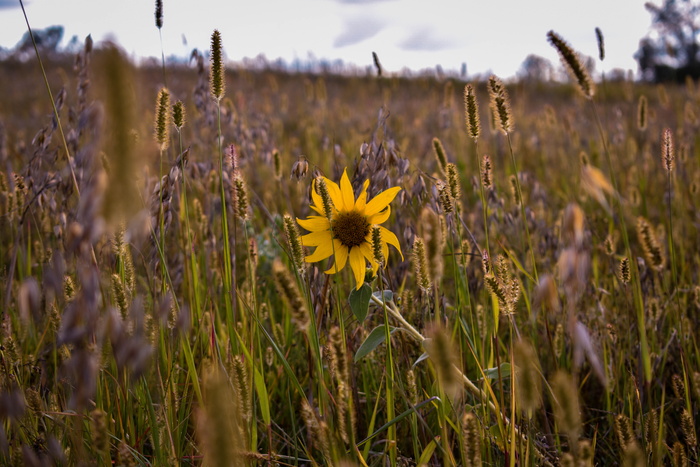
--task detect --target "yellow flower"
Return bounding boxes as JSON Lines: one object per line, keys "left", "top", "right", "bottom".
{"left": 298, "top": 168, "right": 403, "bottom": 289}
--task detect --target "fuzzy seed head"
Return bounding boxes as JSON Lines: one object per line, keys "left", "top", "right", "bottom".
{"left": 481, "top": 154, "right": 493, "bottom": 190}
{"left": 209, "top": 30, "right": 225, "bottom": 101}
{"left": 232, "top": 174, "right": 249, "bottom": 221}
{"left": 446, "top": 163, "right": 461, "bottom": 203}
{"left": 464, "top": 84, "right": 481, "bottom": 140}
{"left": 595, "top": 27, "right": 605, "bottom": 61}
{"left": 636, "top": 216, "right": 665, "bottom": 271}
{"left": 412, "top": 237, "right": 432, "bottom": 291}
{"left": 432, "top": 137, "right": 448, "bottom": 174}
{"left": 462, "top": 413, "right": 482, "bottom": 466}
{"left": 283, "top": 214, "right": 306, "bottom": 274}
{"left": 371, "top": 226, "right": 384, "bottom": 266}
{"left": 619, "top": 257, "right": 631, "bottom": 284}
{"left": 272, "top": 260, "right": 308, "bottom": 331}
{"left": 637, "top": 95, "right": 648, "bottom": 131}
{"left": 551, "top": 371, "right": 581, "bottom": 441}
{"left": 172, "top": 100, "right": 185, "bottom": 129}
{"left": 547, "top": 30, "right": 595, "bottom": 99}
{"left": 155, "top": 0, "right": 163, "bottom": 29}
{"left": 154, "top": 88, "right": 171, "bottom": 149}
{"left": 372, "top": 51, "right": 382, "bottom": 77}
{"left": 487, "top": 75, "right": 513, "bottom": 133}
{"left": 315, "top": 176, "right": 333, "bottom": 220}
{"left": 662, "top": 128, "right": 674, "bottom": 172}
{"left": 514, "top": 339, "right": 542, "bottom": 416}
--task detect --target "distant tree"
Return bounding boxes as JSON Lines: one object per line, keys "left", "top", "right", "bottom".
{"left": 635, "top": 0, "right": 700, "bottom": 81}
{"left": 13, "top": 25, "right": 64, "bottom": 60}
{"left": 518, "top": 54, "right": 554, "bottom": 82}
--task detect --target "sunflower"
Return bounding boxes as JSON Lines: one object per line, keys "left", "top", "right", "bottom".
{"left": 297, "top": 168, "right": 403, "bottom": 289}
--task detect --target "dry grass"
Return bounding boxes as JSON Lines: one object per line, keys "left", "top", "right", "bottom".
{"left": 0, "top": 28, "right": 698, "bottom": 467}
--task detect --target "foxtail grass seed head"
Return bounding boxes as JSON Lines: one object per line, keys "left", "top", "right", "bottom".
{"left": 412, "top": 237, "right": 432, "bottom": 291}
{"left": 272, "top": 260, "right": 308, "bottom": 331}
{"left": 432, "top": 137, "right": 448, "bottom": 174}
{"left": 681, "top": 408, "right": 697, "bottom": 448}
{"left": 487, "top": 75, "right": 513, "bottom": 133}
{"left": 622, "top": 441, "right": 645, "bottom": 467}
{"left": 283, "top": 214, "right": 306, "bottom": 274}
{"left": 514, "top": 339, "right": 542, "bottom": 416}
{"left": 464, "top": 84, "right": 481, "bottom": 140}
{"left": 509, "top": 174, "right": 520, "bottom": 206}
{"left": 462, "top": 412, "right": 482, "bottom": 466}
{"left": 481, "top": 154, "right": 493, "bottom": 190}
{"left": 209, "top": 30, "right": 225, "bottom": 101}
{"left": 446, "top": 163, "right": 461, "bottom": 203}
{"left": 614, "top": 414, "right": 634, "bottom": 449}
{"left": 421, "top": 207, "right": 445, "bottom": 285}
{"left": 232, "top": 173, "right": 249, "bottom": 221}
{"left": 619, "top": 257, "right": 631, "bottom": 284}
{"left": 551, "top": 371, "right": 581, "bottom": 442}
{"left": 230, "top": 355, "right": 252, "bottom": 422}
{"left": 436, "top": 180, "right": 454, "bottom": 214}
{"left": 662, "top": 128, "right": 674, "bottom": 172}
{"left": 595, "top": 27, "right": 605, "bottom": 61}
{"left": 172, "top": 100, "right": 185, "bottom": 129}
{"left": 673, "top": 442, "right": 688, "bottom": 467}
{"left": 314, "top": 176, "right": 333, "bottom": 220}
{"left": 371, "top": 226, "right": 384, "bottom": 266}
{"left": 155, "top": 0, "right": 163, "bottom": 29}
{"left": 547, "top": 30, "right": 595, "bottom": 99}
{"left": 155, "top": 88, "right": 171, "bottom": 150}
{"left": 637, "top": 95, "right": 648, "bottom": 131}
{"left": 426, "top": 324, "right": 461, "bottom": 399}
{"left": 563, "top": 203, "right": 585, "bottom": 248}
{"left": 372, "top": 51, "right": 382, "bottom": 77}
{"left": 636, "top": 216, "right": 665, "bottom": 271}
{"left": 273, "top": 149, "right": 282, "bottom": 181}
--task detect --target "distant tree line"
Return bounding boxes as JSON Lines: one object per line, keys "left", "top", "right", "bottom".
{"left": 636, "top": 0, "right": 700, "bottom": 82}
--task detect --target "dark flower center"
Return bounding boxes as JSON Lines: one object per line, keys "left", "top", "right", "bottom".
{"left": 332, "top": 211, "right": 370, "bottom": 249}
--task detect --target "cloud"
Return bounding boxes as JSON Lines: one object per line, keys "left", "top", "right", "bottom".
{"left": 334, "top": 0, "right": 394, "bottom": 4}
{"left": 0, "top": 0, "right": 19, "bottom": 8}
{"left": 398, "top": 28, "right": 454, "bottom": 51}
{"left": 333, "top": 17, "right": 384, "bottom": 48}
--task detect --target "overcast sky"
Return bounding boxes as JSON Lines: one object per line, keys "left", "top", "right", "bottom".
{"left": 0, "top": 0, "right": 653, "bottom": 78}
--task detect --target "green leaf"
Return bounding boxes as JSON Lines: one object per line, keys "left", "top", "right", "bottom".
{"left": 371, "top": 289, "right": 393, "bottom": 303}
{"left": 253, "top": 367, "right": 271, "bottom": 425}
{"left": 417, "top": 436, "right": 439, "bottom": 466}
{"left": 481, "top": 362, "right": 512, "bottom": 381}
{"left": 354, "top": 325, "right": 395, "bottom": 362}
{"left": 349, "top": 283, "right": 372, "bottom": 322}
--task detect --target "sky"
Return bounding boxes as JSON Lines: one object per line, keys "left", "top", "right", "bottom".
{"left": 0, "top": 0, "right": 653, "bottom": 79}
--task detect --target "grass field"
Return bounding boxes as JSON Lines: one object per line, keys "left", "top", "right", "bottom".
{"left": 0, "top": 26, "right": 699, "bottom": 466}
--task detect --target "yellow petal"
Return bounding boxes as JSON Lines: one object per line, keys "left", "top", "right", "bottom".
{"left": 324, "top": 241, "right": 348, "bottom": 274}
{"left": 355, "top": 179, "right": 370, "bottom": 211}
{"left": 301, "top": 230, "right": 333, "bottom": 246}
{"left": 379, "top": 226, "right": 403, "bottom": 260}
{"left": 364, "top": 186, "right": 401, "bottom": 217}
{"left": 360, "top": 243, "right": 379, "bottom": 275}
{"left": 340, "top": 168, "right": 356, "bottom": 211}
{"left": 305, "top": 240, "right": 335, "bottom": 262}
{"left": 311, "top": 178, "right": 324, "bottom": 210}
{"left": 325, "top": 177, "right": 344, "bottom": 211}
{"left": 348, "top": 247, "right": 366, "bottom": 289}
{"left": 368, "top": 206, "right": 391, "bottom": 225}
{"left": 297, "top": 216, "right": 330, "bottom": 232}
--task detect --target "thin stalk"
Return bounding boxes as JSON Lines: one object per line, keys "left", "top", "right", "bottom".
{"left": 505, "top": 133, "right": 538, "bottom": 283}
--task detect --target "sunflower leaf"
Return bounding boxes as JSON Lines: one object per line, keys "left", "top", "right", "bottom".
{"left": 354, "top": 325, "right": 396, "bottom": 362}
{"left": 349, "top": 283, "right": 372, "bottom": 322}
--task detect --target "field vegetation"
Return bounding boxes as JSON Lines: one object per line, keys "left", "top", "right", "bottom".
{"left": 0, "top": 18, "right": 698, "bottom": 466}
